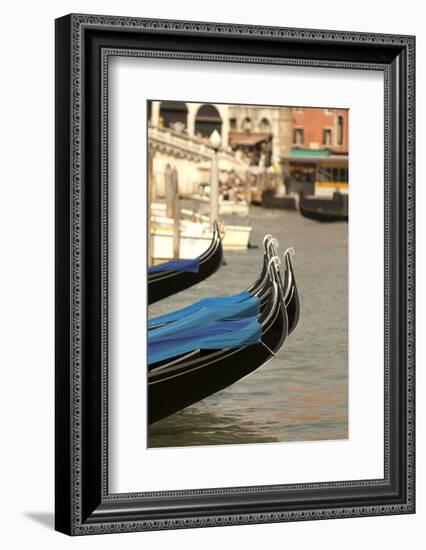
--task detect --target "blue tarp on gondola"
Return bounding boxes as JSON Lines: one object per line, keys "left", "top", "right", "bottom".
{"left": 147, "top": 290, "right": 252, "bottom": 327}
{"left": 148, "top": 297, "right": 260, "bottom": 341}
{"left": 148, "top": 316, "right": 262, "bottom": 366}
{"left": 148, "top": 258, "right": 200, "bottom": 274}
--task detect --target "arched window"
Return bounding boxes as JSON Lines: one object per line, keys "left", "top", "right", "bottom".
{"left": 194, "top": 104, "right": 222, "bottom": 138}
{"left": 242, "top": 117, "right": 252, "bottom": 132}
{"left": 259, "top": 118, "right": 272, "bottom": 133}
{"left": 323, "top": 128, "right": 332, "bottom": 146}
{"left": 337, "top": 115, "right": 344, "bottom": 146}
{"left": 293, "top": 128, "right": 304, "bottom": 146}
{"left": 159, "top": 101, "right": 188, "bottom": 130}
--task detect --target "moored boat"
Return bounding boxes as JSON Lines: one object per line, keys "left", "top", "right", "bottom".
{"left": 148, "top": 222, "right": 223, "bottom": 305}
{"left": 147, "top": 243, "right": 298, "bottom": 424}
{"left": 148, "top": 235, "right": 276, "bottom": 332}
{"left": 261, "top": 188, "right": 297, "bottom": 210}
{"left": 151, "top": 202, "right": 252, "bottom": 254}
{"left": 298, "top": 191, "right": 348, "bottom": 222}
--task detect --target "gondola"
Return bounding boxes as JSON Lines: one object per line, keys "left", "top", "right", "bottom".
{"left": 148, "top": 221, "right": 223, "bottom": 305}
{"left": 298, "top": 192, "right": 348, "bottom": 223}
{"left": 147, "top": 234, "right": 274, "bottom": 331}
{"left": 147, "top": 255, "right": 290, "bottom": 425}
{"left": 147, "top": 237, "right": 299, "bottom": 365}
{"left": 147, "top": 234, "right": 278, "bottom": 332}
{"left": 281, "top": 247, "right": 300, "bottom": 335}
{"left": 259, "top": 242, "right": 300, "bottom": 335}
{"left": 148, "top": 245, "right": 276, "bottom": 369}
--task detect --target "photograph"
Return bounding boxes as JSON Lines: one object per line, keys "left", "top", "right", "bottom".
{"left": 147, "top": 100, "right": 349, "bottom": 448}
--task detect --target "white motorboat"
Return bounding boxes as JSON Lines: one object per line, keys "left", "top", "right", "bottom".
{"left": 150, "top": 203, "right": 252, "bottom": 260}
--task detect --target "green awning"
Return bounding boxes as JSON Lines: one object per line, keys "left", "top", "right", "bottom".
{"left": 291, "top": 148, "right": 330, "bottom": 157}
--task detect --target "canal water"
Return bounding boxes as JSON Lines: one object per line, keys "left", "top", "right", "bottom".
{"left": 148, "top": 205, "right": 348, "bottom": 447}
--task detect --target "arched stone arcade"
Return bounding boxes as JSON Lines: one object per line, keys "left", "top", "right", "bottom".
{"left": 149, "top": 101, "right": 229, "bottom": 147}
{"left": 194, "top": 104, "right": 222, "bottom": 138}
{"left": 158, "top": 101, "right": 188, "bottom": 130}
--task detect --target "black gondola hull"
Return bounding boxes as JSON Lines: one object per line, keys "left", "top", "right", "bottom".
{"left": 148, "top": 293, "right": 287, "bottom": 425}
{"left": 299, "top": 193, "right": 348, "bottom": 223}
{"left": 148, "top": 236, "right": 223, "bottom": 305}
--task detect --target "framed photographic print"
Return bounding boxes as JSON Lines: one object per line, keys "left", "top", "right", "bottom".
{"left": 55, "top": 14, "right": 415, "bottom": 535}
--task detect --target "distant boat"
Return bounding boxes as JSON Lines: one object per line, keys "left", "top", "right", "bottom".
{"left": 190, "top": 193, "right": 250, "bottom": 217}
{"left": 151, "top": 202, "right": 252, "bottom": 254}
{"left": 298, "top": 192, "right": 348, "bottom": 222}
{"left": 261, "top": 188, "right": 297, "bottom": 210}
{"left": 147, "top": 239, "right": 299, "bottom": 424}
{"left": 148, "top": 222, "right": 223, "bottom": 305}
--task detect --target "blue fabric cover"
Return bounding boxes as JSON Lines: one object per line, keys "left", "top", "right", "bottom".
{"left": 148, "top": 258, "right": 200, "bottom": 274}
{"left": 148, "top": 297, "right": 260, "bottom": 341}
{"left": 147, "top": 290, "right": 252, "bottom": 327}
{"left": 148, "top": 316, "right": 261, "bottom": 366}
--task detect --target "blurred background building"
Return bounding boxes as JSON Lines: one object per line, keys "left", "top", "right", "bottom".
{"left": 292, "top": 106, "right": 348, "bottom": 153}
{"left": 147, "top": 100, "right": 349, "bottom": 262}
{"left": 148, "top": 100, "right": 348, "bottom": 199}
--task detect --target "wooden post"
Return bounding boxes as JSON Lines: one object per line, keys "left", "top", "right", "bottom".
{"left": 244, "top": 173, "right": 251, "bottom": 205}
{"left": 165, "top": 164, "right": 173, "bottom": 218}
{"left": 261, "top": 171, "right": 266, "bottom": 193}
{"left": 171, "top": 168, "right": 180, "bottom": 259}
{"left": 210, "top": 149, "right": 219, "bottom": 227}
{"left": 209, "top": 130, "right": 222, "bottom": 228}
{"left": 147, "top": 148, "right": 154, "bottom": 266}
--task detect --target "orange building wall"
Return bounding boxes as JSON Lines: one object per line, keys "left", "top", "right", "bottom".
{"left": 292, "top": 108, "right": 349, "bottom": 153}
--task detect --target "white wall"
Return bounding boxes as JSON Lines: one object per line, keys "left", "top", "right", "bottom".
{"left": 0, "top": 0, "right": 423, "bottom": 548}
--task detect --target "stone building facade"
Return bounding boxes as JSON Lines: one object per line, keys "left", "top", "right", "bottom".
{"left": 228, "top": 104, "right": 293, "bottom": 165}
{"left": 149, "top": 101, "right": 293, "bottom": 165}
{"left": 148, "top": 101, "right": 348, "bottom": 197}
{"left": 292, "top": 107, "right": 349, "bottom": 152}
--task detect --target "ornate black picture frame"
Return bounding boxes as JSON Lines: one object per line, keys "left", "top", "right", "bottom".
{"left": 55, "top": 13, "right": 415, "bottom": 535}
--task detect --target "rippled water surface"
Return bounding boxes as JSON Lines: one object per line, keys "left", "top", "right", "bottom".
{"left": 148, "top": 205, "right": 348, "bottom": 447}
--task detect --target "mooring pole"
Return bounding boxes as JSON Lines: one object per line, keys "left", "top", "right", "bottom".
{"left": 209, "top": 130, "right": 221, "bottom": 228}
{"left": 171, "top": 168, "right": 180, "bottom": 259}
{"left": 147, "top": 148, "right": 154, "bottom": 266}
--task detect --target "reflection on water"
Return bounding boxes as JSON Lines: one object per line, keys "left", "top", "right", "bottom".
{"left": 148, "top": 206, "right": 348, "bottom": 448}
